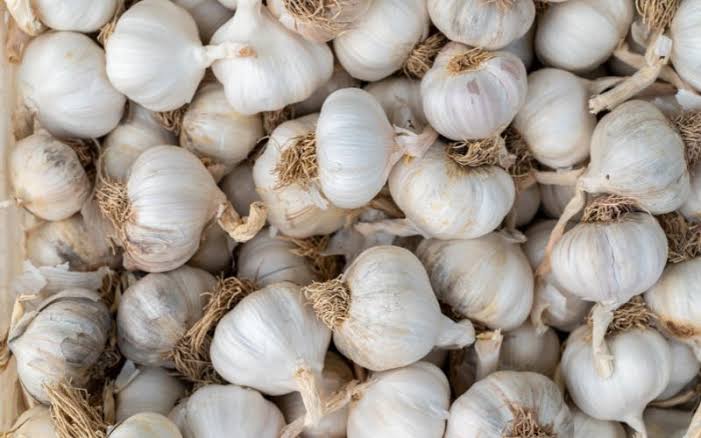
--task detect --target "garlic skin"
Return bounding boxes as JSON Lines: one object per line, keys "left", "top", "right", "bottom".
{"left": 572, "top": 406, "right": 627, "bottom": 438}
{"left": 535, "top": 0, "right": 634, "bottom": 73}
{"left": 7, "top": 406, "right": 57, "bottom": 437}
{"left": 422, "top": 43, "right": 528, "bottom": 141}
{"left": 173, "top": 0, "right": 234, "bottom": 42}
{"left": 292, "top": 64, "right": 360, "bottom": 117}
{"left": 11, "top": 130, "right": 90, "bottom": 221}
{"left": 562, "top": 326, "right": 671, "bottom": 435}
{"left": 180, "top": 83, "right": 263, "bottom": 173}
{"left": 117, "top": 266, "right": 216, "bottom": 367}
{"left": 365, "top": 76, "right": 427, "bottom": 131}
{"left": 115, "top": 363, "right": 187, "bottom": 422}
{"left": 348, "top": 362, "right": 450, "bottom": 438}
{"left": 499, "top": 322, "right": 561, "bottom": 377}
{"left": 333, "top": 0, "right": 429, "bottom": 81}
{"left": 13, "top": 262, "right": 111, "bottom": 303}
{"left": 211, "top": 0, "right": 333, "bottom": 115}
{"left": 267, "top": 0, "right": 372, "bottom": 43}
{"left": 427, "top": 0, "right": 535, "bottom": 50}
{"left": 187, "top": 225, "right": 235, "bottom": 274}
{"left": 19, "top": 31, "right": 125, "bottom": 139}
{"left": 540, "top": 183, "right": 578, "bottom": 220}
{"left": 680, "top": 160, "right": 701, "bottom": 221}
{"left": 170, "top": 384, "right": 285, "bottom": 438}
{"left": 645, "top": 408, "right": 693, "bottom": 438}
{"left": 237, "top": 229, "right": 316, "bottom": 287}
{"left": 656, "top": 339, "right": 700, "bottom": 401}
{"left": 221, "top": 162, "right": 261, "bottom": 218}
{"left": 8, "top": 289, "right": 111, "bottom": 403}
{"left": 512, "top": 184, "right": 540, "bottom": 228}
{"left": 109, "top": 412, "right": 182, "bottom": 438}
{"left": 445, "top": 371, "right": 572, "bottom": 437}
{"left": 388, "top": 142, "right": 515, "bottom": 240}
{"left": 514, "top": 68, "right": 595, "bottom": 168}
{"left": 30, "top": 0, "right": 117, "bottom": 32}
{"left": 671, "top": 0, "right": 701, "bottom": 92}
{"left": 503, "top": 25, "right": 535, "bottom": 70}
{"left": 418, "top": 233, "right": 533, "bottom": 331}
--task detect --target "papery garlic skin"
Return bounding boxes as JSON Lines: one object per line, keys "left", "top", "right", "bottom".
{"left": 422, "top": 43, "right": 527, "bottom": 141}
{"left": 188, "top": 224, "right": 235, "bottom": 274}
{"left": 656, "top": 339, "right": 700, "bottom": 400}
{"left": 445, "top": 371, "right": 572, "bottom": 437}
{"left": 365, "top": 77, "right": 427, "bottom": 131}
{"left": 292, "top": 64, "right": 360, "bottom": 117}
{"left": 333, "top": 0, "right": 429, "bottom": 81}
{"left": 32, "top": 0, "right": 117, "bottom": 32}
{"left": 512, "top": 184, "right": 540, "bottom": 227}
{"left": 115, "top": 363, "right": 187, "bottom": 422}
{"left": 572, "top": 406, "right": 627, "bottom": 438}
{"left": 671, "top": 0, "right": 701, "bottom": 92}
{"left": 173, "top": 0, "right": 234, "bottom": 42}
{"left": 427, "top": 0, "right": 535, "bottom": 50}
{"left": 109, "top": 412, "right": 182, "bottom": 438}
{"left": 389, "top": 142, "right": 515, "bottom": 240}
{"left": 499, "top": 322, "right": 560, "bottom": 377}
{"left": 221, "top": 162, "right": 261, "bottom": 217}
{"left": 540, "top": 183, "right": 578, "bottom": 220}
{"left": 535, "top": 0, "right": 633, "bottom": 73}
{"left": 348, "top": 362, "right": 450, "bottom": 438}
{"left": 418, "top": 233, "right": 533, "bottom": 330}
{"left": 117, "top": 266, "right": 216, "bottom": 367}
{"left": 7, "top": 406, "right": 57, "bottom": 437}
{"left": 645, "top": 408, "right": 693, "bottom": 438}
{"left": 268, "top": 0, "right": 372, "bottom": 43}
{"left": 19, "top": 31, "right": 125, "bottom": 138}
{"left": 11, "top": 131, "right": 90, "bottom": 221}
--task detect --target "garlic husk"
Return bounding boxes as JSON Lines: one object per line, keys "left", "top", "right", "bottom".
{"left": 513, "top": 68, "right": 595, "bottom": 168}
{"left": 115, "top": 362, "right": 187, "bottom": 422}
{"left": 562, "top": 325, "right": 671, "bottom": 435}
{"left": 499, "top": 321, "right": 560, "bottom": 377}
{"left": 13, "top": 262, "right": 112, "bottom": 306}
{"left": 11, "top": 130, "right": 91, "bottom": 221}
{"left": 236, "top": 229, "right": 316, "bottom": 287}
{"left": 503, "top": 24, "right": 535, "bottom": 70}
{"left": 170, "top": 384, "right": 285, "bottom": 438}
{"left": 16, "top": 0, "right": 117, "bottom": 32}
{"left": 180, "top": 82, "right": 263, "bottom": 173}
{"left": 267, "top": 0, "right": 372, "bottom": 43}
{"left": 417, "top": 233, "right": 533, "bottom": 331}
{"left": 512, "top": 184, "right": 540, "bottom": 228}
{"left": 540, "top": 182, "right": 579, "bottom": 220}
{"left": 291, "top": 64, "right": 361, "bottom": 117}
{"left": 117, "top": 265, "right": 216, "bottom": 367}
{"left": 671, "top": 0, "right": 701, "bottom": 92}
{"left": 348, "top": 362, "right": 450, "bottom": 438}
{"left": 18, "top": 31, "right": 125, "bottom": 138}
{"left": 445, "top": 371, "right": 572, "bottom": 437}
{"left": 108, "top": 412, "right": 182, "bottom": 438}
{"left": 645, "top": 408, "right": 693, "bottom": 438}
{"left": 572, "top": 406, "right": 627, "bottom": 438}
{"left": 535, "top": 0, "right": 634, "bottom": 73}
{"left": 211, "top": 0, "right": 333, "bottom": 115}
{"left": 187, "top": 224, "right": 236, "bottom": 274}
{"left": 387, "top": 141, "right": 515, "bottom": 240}
{"left": 8, "top": 289, "right": 112, "bottom": 403}
{"left": 656, "top": 339, "right": 700, "bottom": 401}
{"left": 276, "top": 352, "right": 352, "bottom": 438}
{"left": 6, "top": 406, "right": 57, "bottom": 437}
{"left": 333, "top": 0, "right": 429, "bottom": 81}
{"left": 173, "top": 0, "right": 234, "bottom": 42}
{"left": 220, "top": 161, "right": 261, "bottom": 218}
{"left": 365, "top": 76, "right": 427, "bottom": 132}
{"left": 427, "top": 0, "right": 535, "bottom": 51}
{"left": 421, "top": 42, "right": 527, "bottom": 141}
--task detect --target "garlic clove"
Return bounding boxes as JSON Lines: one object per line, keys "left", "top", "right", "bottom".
{"left": 108, "top": 412, "right": 182, "bottom": 438}
{"left": 115, "top": 362, "right": 187, "bottom": 422}
{"left": 172, "top": 0, "right": 234, "bottom": 43}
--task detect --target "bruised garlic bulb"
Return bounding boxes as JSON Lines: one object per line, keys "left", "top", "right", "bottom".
{"left": 445, "top": 371, "right": 572, "bottom": 437}
{"left": 117, "top": 266, "right": 216, "bottom": 366}
{"left": 645, "top": 408, "right": 693, "bottom": 438}
{"left": 109, "top": 412, "right": 182, "bottom": 438}
{"left": 187, "top": 225, "right": 235, "bottom": 274}
{"left": 417, "top": 233, "right": 533, "bottom": 330}
{"left": 348, "top": 362, "right": 450, "bottom": 438}
{"left": 11, "top": 130, "right": 90, "bottom": 221}
{"left": 572, "top": 406, "right": 627, "bottom": 438}
{"left": 268, "top": 0, "right": 372, "bottom": 42}
{"left": 18, "top": 31, "right": 125, "bottom": 138}
{"left": 365, "top": 76, "right": 427, "bottom": 131}
{"left": 536, "top": 0, "right": 633, "bottom": 72}
{"left": 211, "top": 0, "right": 333, "bottom": 115}
{"left": 541, "top": 183, "right": 578, "bottom": 219}
{"left": 421, "top": 43, "right": 527, "bottom": 141}
{"left": 8, "top": 0, "right": 117, "bottom": 33}
{"left": 512, "top": 184, "right": 540, "bottom": 228}
{"left": 304, "top": 246, "right": 475, "bottom": 371}
{"left": 292, "top": 64, "right": 360, "bottom": 117}
{"left": 173, "top": 0, "right": 234, "bottom": 42}
{"left": 221, "top": 162, "right": 261, "bottom": 217}
{"left": 427, "top": 0, "right": 534, "bottom": 50}
{"left": 671, "top": 0, "right": 701, "bottom": 92}
{"left": 115, "top": 362, "right": 187, "bottom": 422}
{"left": 333, "top": 0, "right": 429, "bottom": 81}
{"left": 8, "top": 289, "right": 111, "bottom": 403}
{"left": 237, "top": 230, "right": 316, "bottom": 286}
{"left": 656, "top": 339, "right": 700, "bottom": 401}
{"left": 499, "top": 322, "right": 560, "bottom": 376}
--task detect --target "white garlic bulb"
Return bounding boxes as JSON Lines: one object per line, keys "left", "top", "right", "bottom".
{"left": 562, "top": 325, "right": 671, "bottom": 435}
{"left": 536, "top": 0, "right": 634, "bottom": 73}
{"left": 333, "top": 0, "right": 429, "bottom": 81}
{"left": 8, "top": 289, "right": 111, "bottom": 403}
{"left": 173, "top": 0, "right": 234, "bottom": 42}
{"left": 210, "top": 281, "right": 331, "bottom": 425}
{"left": 503, "top": 25, "right": 535, "bottom": 70}
{"left": 645, "top": 408, "right": 693, "bottom": 438}
{"left": 11, "top": 130, "right": 90, "bottom": 221}
{"left": 292, "top": 64, "right": 360, "bottom": 117}
{"left": 365, "top": 76, "right": 427, "bottom": 131}
{"left": 680, "top": 159, "right": 701, "bottom": 221}
{"left": 417, "top": 233, "right": 533, "bottom": 330}
{"left": 115, "top": 362, "right": 187, "bottom": 422}
{"left": 170, "top": 384, "right": 285, "bottom": 438}
{"left": 422, "top": 42, "right": 527, "bottom": 141}
{"left": 187, "top": 224, "right": 235, "bottom": 274}
{"left": 427, "top": 0, "right": 535, "bottom": 50}
{"left": 268, "top": 0, "right": 372, "bottom": 43}
{"left": 221, "top": 162, "right": 261, "bottom": 218}
{"left": 180, "top": 83, "right": 263, "bottom": 174}
{"left": 656, "top": 339, "right": 700, "bottom": 401}
{"left": 348, "top": 362, "right": 450, "bottom": 438}
{"left": 14, "top": 0, "right": 117, "bottom": 32}
{"left": 540, "top": 182, "right": 578, "bottom": 220}
{"left": 117, "top": 266, "right": 216, "bottom": 367}
{"left": 512, "top": 184, "right": 540, "bottom": 228}
{"left": 445, "top": 371, "right": 572, "bottom": 437}
{"left": 572, "top": 406, "right": 627, "bottom": 438}
{"left": 18, "top": 31, "right": 125, "bottom": 138}
{"left": 671, "top": 0, "right": 701, "bottom": 92}
{"left": 109, "top": 412, "right": 182, "bottom": 438}
{"left": 211, "top": 0, "right": 333, "bottom": 115}
{"left": 499, "top": 322, "right": 561, "bottom": 377}
{"left": 6, "top": 406, "right": 57, "bottom": 438}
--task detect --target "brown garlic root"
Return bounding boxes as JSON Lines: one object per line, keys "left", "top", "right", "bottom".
{"left": 636, "top": 0, "right": 681, "bottom": 32}
{"left": 94, "top": 177, "right": 132, "bottom": 244}
{"left": 673, "top": 111, "right": 701, "bottom": 169}
{"left": 281, "top": 0, "right": 352, "bottom": 34}
{"left": 274, "top": 132, "right": 318, "bottom": 189}
{"left": 302, "top": 277, "right": 351, "bottom": 329}
{"left": 504, "top": 128, "right": 538, "bottom": 191}
{"left": 581, "top": 194, "right": 639, "bottom": 223}
{"left": 216, "top": 201, "right": 267, "bottom": 242}
{"left": 657, "top": 211, "right": 701, "bottom": 263}
{"left": 446, "top": 48, "right": 495, "bottom": 74}
{"left": 504, "top": 404, "right": 556, "bottom": 438}
{"left": 154, "top": 106, "right": 188, "bottom": 135}
{"left": 45, "top": 380, "right": 107, "bottom": 438}
{"left": 402, "top": 33, "right": 449, "bottom": 79}
{"left": 446, "top": 136, "right": 514, "bottom": 169}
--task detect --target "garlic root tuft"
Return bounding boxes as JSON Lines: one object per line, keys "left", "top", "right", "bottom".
{"left": 274, "top": 132, "right": 319, "bottom": 189}
{"left": 446, "top": 136, "right": 514, "bottom": 169}
{"left": 263, "top": 107, "right": 296, "bottom": 135}
{"left": 302, "top": 277, "right": 351, "bottom": 329}
{"left": 281, "top": 0, "right": 354, "bottom": 34}
{"left": 505, "top": 128, "right": 537, "bottom": 190}
{"left": 216, "top": 201, "right": 267, "bottom": 242}
{"left": 673, "top": 111, "right": 701, "bottom": 168}
{"left": 446, "top": 48, "right": 495, "bottom": 74}
{"left": 586, "top": 296, "right": 657, "bottom": 338}
{"left": 657, "top": 211, "right": 701, "bottom": 263}
{"left": 504, "top": 404, "right": 555, "bottom": 438}
{"left": 281, "top": 235, "right": 343, "bottom": 281}
{"left": 636, "top": 0, "right": 680, "bottom": 32}
{"left": 45, "top": 381, "right": 107, "bottom": 438}
{"left": 581, "top": 194, "right": 640, "bottom": 223}
{"left": 402, "top": 33, "right": 449, "bottom": 79}
{"left": 154, "top": 106, "right": 188, "bottom": 135}
{"left": 95, "top": 177, "right": 132, "bottom": 243}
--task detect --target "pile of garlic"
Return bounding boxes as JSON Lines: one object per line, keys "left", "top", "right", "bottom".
{"left": 4, "top": 0, "right": 701, "bottom": 437}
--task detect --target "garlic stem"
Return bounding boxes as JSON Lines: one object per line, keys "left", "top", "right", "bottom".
{"left": 590, "top": 303, "right": 616, "bottom": 378}
{"left": 294, "top": 366, "right": 323, "bottom": 426}
{"left": 532, "top": 168, "right": 585, "bottom": 186}
{"left": 354, "top": 218, "right": 426, "bottom": 238}
{"left": 612, "top": 40, "right": 691, "bottom": 90}
{"left": 203, "top": 41, "right": 257, "bottom": 65}
{"left": 649, "top": 387, "right": 698, "bottom": 408}
{"left": 474, "top": 330, "right": 503, "bottom": 381}
{"left": 216, "top": 201, "right": 267, "bottom": 242}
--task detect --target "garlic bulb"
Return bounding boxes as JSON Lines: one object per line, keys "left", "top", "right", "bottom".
{"left": 562, "top": 325, "right": 671, "bottom": 435}
{"left": 236, "top": 229, "right": 316, "bottom": 287}
{"left": 109, "top": 412, "right": 182, "bottom": 438}
{"left": 8, "top": 289, "right": 111, "bottom": 403}
{"left": 417, "top": 233, "right": 533, "bottom": 331}
{"left": 187, "top": 224, "right": 235, "bottom": 274}
{"left": 11, "top": 130, "right": 90, "bottom": 221}
{"left": 276, "top": 352, "right": 352, "bottom": 438}
{"left": 656, "top": 339, "right": 700, "bottom": 401}
{"left": 173, "top": 0, "right": 234, "bottom": 42}
{"left": 645, "top": 408, "right": 693, "bottom": 438}
{"left": 9, "top": 0, "right": 117, "bottom": 33}
{"left": 170, "top": 384, "right": 285, "bottom": 438}
{"left": 117, "top": 265, "right": 216, "bottom": 367}
{"left": 572, "top": 406, "right": 627, "bottom": 438}
{"left": 421, "top": 43, "right": 527, "bottom": 141}
{"left": 541, "top": 182, "right": 578, "bottom": 219}
{"left": 445, "top": 371, "right": 572, "bottom": 437}
{"left": 333, "top": 0, "right": 429, "bottom": 81}
{"left": 180, "top": 82, "right": 263, "bottom": 174}
{"left": 512, "top": 184, "right": 540, "bottom": 228}
{"left": 427, "top": 0, "right": 535, "bottom": 50}
{"left": 503, "top": 25, "right": 535, "bottom": 70}
{"left": 671, "top": 0, "right": 701, "bottom": 92}
{"left": 305, "top": 245, "right": 475, "bottom": 371}
{"left": 513, "top": 68, "right": 595, "bottom": 168}
{"left": 365, "top": 76, "right": 427, "bottom": 131}
{"left": 292, "top": 64, "right": 360, "bottom": 117}
{"left": 267, "top": 0, "right": 372, "bottom": 42}
{"left": 348, "top": 362, "right": 450, "bottom": 438}
{"left": 220, "top": 162, "right": 261, "bottom": 218}
{"left": 6, "top": 406, "right": 57, "bottom": 437}
{"left": 13, "top": 262, "right": 111, "bottom": 303}
{"left": 18, "top": 31, "right": 125, "bottom": 138}
{"left": 115, "top": 362, "right": 187, "bottom": 422}
{"left": 499, "top": 322, "right": 561, "bottom": 377}
{"left": 210, "top": 281, "right": 331, "bottom": 425}
{"left": 535, "top": 0, "right": 634, "bottom": 73}
{"left": 211, "top": 0, "right": 333, "bottom": 115}
{"left": 681, "top": 159, "right": 701, "bottom": 221}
